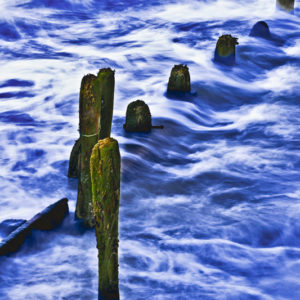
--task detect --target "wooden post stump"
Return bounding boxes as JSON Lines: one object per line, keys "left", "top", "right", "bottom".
{"left": 276, "top": 0, "right": 294, "bottom": 12}
{"left": 250, "top": 21, "right": 271, "bottom": 39}
{"left": 68, "top": 138, "right": 80, "bottom": 178}
{"left": 76, "top": 68, "right": 115, "bottom": 227}
{"left": 214, "top": 34, "right": 238, "bottom": 65}
{"left": 167, "top": 64, "right": 191, "bottom": 92}
{"left": 90, "top": 137, "right": 120, "bottom": 300}
{"left": 124, "top": 100, "right": 152, "bottom": 132}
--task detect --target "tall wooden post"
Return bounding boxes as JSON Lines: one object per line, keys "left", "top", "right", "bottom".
{"left": 76, "top": 68, "right": 115, "bottom": 227}
{"left": 90, "top": 138, "right": 120, "bottom": 300}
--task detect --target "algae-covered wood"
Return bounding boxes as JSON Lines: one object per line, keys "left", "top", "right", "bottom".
{"left": 214, "top": 34, "right": 238, "bottom": 65}
{"left": 90, "top": 137, "right": 120, "bottom": 300}
{"left": 124, "top": 100, "right": 152, "bottom": 132}
{"left": 76, "top": 68, "right": 115, "bottom": 227}
{"left": 167, "top": 64, "right": 191, "bottom": 92}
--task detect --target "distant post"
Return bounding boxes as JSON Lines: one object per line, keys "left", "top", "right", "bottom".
{"left": 123, "top": 100, "right": 152, "bottom": 132}
{"left": 249, "top": 21, "right": 271, "bottom": 39}
{"left": 167, "top": 64, "right": 191, "bottom": 92}
{"left": 214, "top": 34, "right": 238, "bottom": 65}
{"left": 90, "top": 137, "right": 120, "bottom": 300}
{"left": 76, "top": 68, "right": 115, "bottom": 227}
{"left": 276, "top": 0, "right": 294, "bottom": 12}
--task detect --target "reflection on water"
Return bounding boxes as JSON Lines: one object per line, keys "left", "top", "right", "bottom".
{"left": 0, "top": 0, "right": 299, "bottom": 299}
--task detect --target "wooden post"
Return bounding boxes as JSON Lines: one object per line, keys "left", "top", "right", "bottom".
{"left": 76, "top": 68, "right": 115, "bottom": 227}
{"left": 97, "top": 68, "right": 115, "bottom": 139}
{"left": 123, "top": 100, "right": 152, "bottom": 132}
{"left": 68, "top": 138, "right": 80, "bottom": 178}
{"left": 167, "top": 64, "right": 191, "bottom": 92}
{"left": 250, "top": 21, "right": 271, "bottom": 39}
{"left": 214, "top": 34, "right": 238, "bottom": 65}
{"left": 276, "top": 0, "right": 294, "bottom": 12}
{"left": 90, "top": 138, "right": 120, "bottom": 300}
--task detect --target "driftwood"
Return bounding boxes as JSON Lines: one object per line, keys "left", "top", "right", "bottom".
{"left": 0, "top": 198, "right": 69, "bottom": 256}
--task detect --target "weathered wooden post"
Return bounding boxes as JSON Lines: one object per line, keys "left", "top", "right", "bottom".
{"left": 90, "top": 137, "right": 120, "bottom": 300}
{"left": 124, "top": 100, "right": 152, "bottom": 132}
{"left": 250, "top": 21, "right": 271, "bottom": 39}
{"left": 76, "top": 68, "right": 115, "bottom": 227}
{"left": 167, "top": 64, "right": 191, "bottom": 92}
{"left": 68, "top": 138, "right": 80, "bottom": 178}
{"left": 214, "top": 34, "right": 238, "bottom": 65}
{"left": 123, "top": 100, "right": 163, "bottom": 132}
{"left": 276, "top": 0, "right": 294, "bottom": 12}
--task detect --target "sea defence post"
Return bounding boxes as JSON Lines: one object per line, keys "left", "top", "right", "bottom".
{"left": 73, "top": 68, "right": 115, "bottom": 227}
{"left": 90, "top": 137, "right": 121, "bottom": 300}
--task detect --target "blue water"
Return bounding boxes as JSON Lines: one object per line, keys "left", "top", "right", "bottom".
{"left": 0, "top": 0, "right": 299, "bottom": 299}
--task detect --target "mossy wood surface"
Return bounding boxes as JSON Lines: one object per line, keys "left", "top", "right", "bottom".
{"left": 76, "top": 69, "right": 115, "bottom": 227}
{"left": 124, "top": 100, "right": 152, "bottom": 132}
{"left": 167, "top": 64, "right": 191, "bottom": 92}
{"left": 215, "top": 34, "right": 238, "bottom": 57}
{"left": 90, "top": 137, "right": 120, "bottom": 300}
{"left": 68, "top": 138, "right": 80, "bottom": 178}
{"left": 214, "top": 34, "right": 238, "bottom": 65}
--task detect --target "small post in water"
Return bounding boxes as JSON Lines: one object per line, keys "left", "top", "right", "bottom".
{"left": 123, "top": 100, "right": 163, "bottom": 132}
{"left": 249, "top": 21, "right": 271, "bottom": 39}
{"left": 214, "top": 34, "right": 238, "bottom": 65}
{"left": 167, "top": 64, "right": 191, "bottom": 92}
{"left": 276, "top": 0, "right": 294, "bottom": 12}
{"left": 90, "top": 137, "right": 120, "bottom": 300}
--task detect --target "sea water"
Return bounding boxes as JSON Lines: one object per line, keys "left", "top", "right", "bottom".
{"left": 0, "top": 0, "right": 299, "bottom": 299}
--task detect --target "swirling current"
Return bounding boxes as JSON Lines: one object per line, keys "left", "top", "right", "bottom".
{"left": 0, "top": 0, "right": 299, "bottom": 299}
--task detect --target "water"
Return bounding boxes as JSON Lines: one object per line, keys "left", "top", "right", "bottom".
{"left": 0, "top": 0, "right": 299, "bottom": 299}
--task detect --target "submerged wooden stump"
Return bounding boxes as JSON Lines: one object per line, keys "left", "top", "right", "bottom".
{"left": 90, "top": 138, "right": 120, "bottom": 300}
{"left": 250, "top": 21, "right": 271, "bottom": 39}
{"left": 276, "top": 0, "right": 294, "bottom": 12}
{"left": 123, "top": 100, "right": 152, "bottom": 132}
{"left": 167, "top": 64, "right": 191, "bottom": 92}
{"left": 76, "top": 68, "right": 115, "bottom": 227}
{"left": 214, "top": 34, "right": 238, "bottom": 65}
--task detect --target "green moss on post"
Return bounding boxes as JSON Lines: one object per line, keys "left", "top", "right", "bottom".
{"left": 76, "top": 68, "right": 115, "bottom": 227}
{"left": 90, "top": 137, "right": 120, "bottom": 300}
{"left": 276, "top": 0, "right": 294, "bottom": 12}
{"left": 95, "top": 68, "right": 115, "bottom": 139}
{"left": 123, "top": 100, "right": 152, "bottom": 132}
{"left": 167, "top": 64, "right": 191, "bottom": 92}
{"left": 214, "top": 34, "right": 238, "bottom": 65}
{"left": 68, "top": 138, "right": 80, "bottom": 178}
